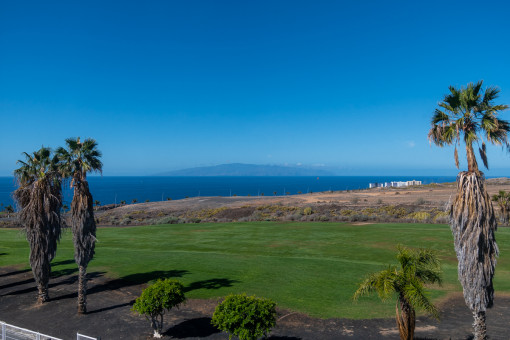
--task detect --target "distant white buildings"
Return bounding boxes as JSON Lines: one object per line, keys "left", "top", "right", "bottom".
{"left": 368, "top": 180, "right": 422, "bottom": 189}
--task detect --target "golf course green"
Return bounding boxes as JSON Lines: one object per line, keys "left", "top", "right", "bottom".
{"left": 1, "top": 222, "right": 509, "bottom": 319}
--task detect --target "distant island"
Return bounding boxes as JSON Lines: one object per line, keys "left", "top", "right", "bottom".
{"left": 155, "top": 163, "right": 336, "bottom": 176}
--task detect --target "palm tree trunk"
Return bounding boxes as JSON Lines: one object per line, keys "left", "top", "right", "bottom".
{"left": 450, "top": 171, "right": 498, "bottom": 339}
{"left": 37, "top": 283, "right": 49, "bottom": 304}
{"left": 396, "top": 297, "right": 415, "bottom": 340}
{"left": 466, "top": 143, "right": 479, "bottom": 173}
{"left": 473, "top": 311, "right": 487, "bottom": 340}
{"left": 77, "top": 264, "right": 87, "bottom": 313}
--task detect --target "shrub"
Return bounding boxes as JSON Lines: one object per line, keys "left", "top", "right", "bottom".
{"left": 303, "top": 207, "right": 313, "bottom": 215}
{"left": 350, "top": 197, "right": 360, "bottom": 204}
{"left": 132, "top": 279, "right": 186, "bottom": 338}
{"left": 415, "top": 197, "right": 427, "bottom": 205}
{"left": 211, "top": 294, "right": 277, "bottom": 340}
{"left": 156, "top": 216, "right": 180, "bottom": 225}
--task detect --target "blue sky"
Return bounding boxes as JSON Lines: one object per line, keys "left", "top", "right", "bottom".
{"left": 1, "top": 0, "right": 510, "bottom": 176}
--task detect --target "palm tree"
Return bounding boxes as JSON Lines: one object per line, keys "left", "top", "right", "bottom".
{"left": 492, "top": 190, "right": 510, "bottom": 224}
{"left": 4, "top": 204, "right": 14, "bottom": 217}
{"left": 353, "top": 246, "right": 442, "bottom": 340}
{"left": 13, "top": 147, "right": 63, "bottom": 303}
{"left": 57, "top": 137, "right": 102, "bottom": 314}
{"left": 428, "top": 81, "right": 509, "bottom": 340}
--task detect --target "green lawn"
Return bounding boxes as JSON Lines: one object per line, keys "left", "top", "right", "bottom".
{"left": 1, "top": 222, "right": 509, "bottom": 319}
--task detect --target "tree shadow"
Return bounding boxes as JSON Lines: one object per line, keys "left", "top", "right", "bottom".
{"left": 0, "top": 259, "right": 75, "bottom": 279}
{"left": 0, "top": 267, "right": 31, "bottom": 278}
{"left": 165, "top": 317, "right": 221, "bottom": 338}
{"left": 86, "top": 299, "right": 136, "bottom": 314}
{"left": 0, "top": 277, "right": 34, "bottom": 290}
{"left": 2, "top": 271, "right": 105, "bottom": 298}
{"left": 51, "top": 259, "right": 76, "bottom": 266}
{"left": 50, "top": 270, "right": 188, "bottom": 302}
{"left": 184, "top": 278, "right": 240, "bottom": 293}
{"left": 267, "top": 337, "right": 302, "bottom": 340}
{"left": 51, "top": 267, "right": 78, "bottom": 278}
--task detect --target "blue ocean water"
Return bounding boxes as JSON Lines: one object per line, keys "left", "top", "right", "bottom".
{"left": 0, "top": 176, "right": 458, "bottom": 208}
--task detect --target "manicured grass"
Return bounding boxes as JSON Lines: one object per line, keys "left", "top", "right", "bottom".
{"left": 1, "top": 222, "right": 509, "bottom": 319}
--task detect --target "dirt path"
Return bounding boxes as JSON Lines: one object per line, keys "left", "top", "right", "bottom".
{"left": 1, "top": 267, "right": 509, "bottom": 339}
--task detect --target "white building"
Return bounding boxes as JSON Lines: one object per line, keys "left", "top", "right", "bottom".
{"left": 369, "top": 179, "right": 422, "bottom": 189}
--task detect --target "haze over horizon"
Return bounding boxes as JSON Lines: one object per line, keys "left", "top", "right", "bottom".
{"left": 1, "top": 1, "right": 510, "bottom": 176}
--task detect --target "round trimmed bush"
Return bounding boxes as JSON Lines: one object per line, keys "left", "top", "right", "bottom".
{"left": 212, "top": 293, "right": 277, "bottom": 340}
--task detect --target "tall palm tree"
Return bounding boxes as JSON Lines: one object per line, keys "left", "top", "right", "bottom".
{"left": 13, "top": 147, "right": 63, "bottom": 303}
{"left": 353, "top": 246, "right": 442, "bottom": 340}
{"left": 429, "top": 80, "right": 509, "bottom": 340}
{"left": 57, "top": 137, "right": 102, "bottom": 314}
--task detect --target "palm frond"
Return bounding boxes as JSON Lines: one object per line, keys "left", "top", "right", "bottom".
{"left": 479, "top": 142, "right": 488, "bottom": 169}
{"left": 402, "top": 278, "right": 440, "bottom": 320}
{"left": 454, "top": 146, "right": 459, "bottom": 169}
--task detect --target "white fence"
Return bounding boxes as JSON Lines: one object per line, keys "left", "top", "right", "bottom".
{"left": 0, "top": 322, "right": 98, "bottom": 340}
{"left": 76, "top": 334, "right": 98, "bottom": 340}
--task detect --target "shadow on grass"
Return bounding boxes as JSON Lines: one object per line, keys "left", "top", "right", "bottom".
{"left": 0, "top": 259, "right": 75, "bottom": 279}
{"left": 184, "top": 278, "right": 240, "bottom": 293}
{"left": 165, "top": 317, "right": 221, "bottom": 338}
{"left": 51, "top": 259, "right": 76, "bottom": 266}
{"left": 0, "top": 252, "right": 7, "bottom": 256}
{"left": 51, "top": 267, "right": 78, "bottom": 278}
{"left": 50, "top": 270, "right": 189, "bottom": 302}
{"left": 1, "top": 271, "right": 105, "bottom": 298}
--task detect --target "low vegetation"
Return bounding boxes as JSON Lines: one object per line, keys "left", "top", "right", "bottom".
{"left": 212, "top": 294, "right": 277, "bottom": 340}
{"left": 94, "top": 202, "right": 452, "bottom": 226}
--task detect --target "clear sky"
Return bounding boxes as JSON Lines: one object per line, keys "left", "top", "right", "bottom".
{"left": 1, "top": 1, "right": 510, "bottom": 176}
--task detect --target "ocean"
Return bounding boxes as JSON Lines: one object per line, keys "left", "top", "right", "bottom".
{"left": 0, "top": 176, "right": 458, "bottom": 208}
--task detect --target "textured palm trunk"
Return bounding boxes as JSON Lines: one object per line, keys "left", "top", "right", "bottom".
{"left": 37, "top": 283, "right": 49, "bottom": 304}
{"left": 78, "top": 265, "right": 87, "bottom": 313}
{"left": 450, "top": 172, "right": 497, "bottom": 340}
{"left": 18, "top": 180, "right": 62, "bottom": 305}
{"left": 466, "top": 144, "right": 479, "bottom": 173}
{"left": 71, "top": 178, "right": 97, "bottom": 314}
{"left": 30, "top": 237, "right": 52, "bottom": 304}
{"left": 473, "top": 311, "right": 487, "bottom": 340}
{"left": 396, "top": 296, "right": 415, "bottom": 340}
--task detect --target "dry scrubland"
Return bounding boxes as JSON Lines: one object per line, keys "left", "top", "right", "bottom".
{"left": 2, "top": 178, "right": 510, "bottom": 228}
{"left": 86, "top": 178, "right": 510, "bottom": 227}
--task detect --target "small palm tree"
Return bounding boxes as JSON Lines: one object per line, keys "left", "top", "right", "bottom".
{"left": 492, "top": 190, "right": 510, "bottom": 224}
{"left": 4, "top": 204, "right": 14, "bottom": 217}
{"left": 429, "top": 81, "right": 509, "bottom": 340}
{"left": 353, "top": 246, "right": 442, "bottom": 340}
{"left": 57, "top": 137, "right": 102, "bottom": 313}
{"left": 13, "top": 147, "right": 63, "bottom": 303}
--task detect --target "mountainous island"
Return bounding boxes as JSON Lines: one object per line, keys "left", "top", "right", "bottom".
{"left": 155, "top": 163, "right": 336, "bottom": 176}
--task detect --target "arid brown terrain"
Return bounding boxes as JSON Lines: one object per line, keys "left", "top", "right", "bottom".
{"left": 91, "top": 177, "right": 510, "bottom": 227}
{"left": 3, "top": 178, "right": 510, "bottom": 228}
